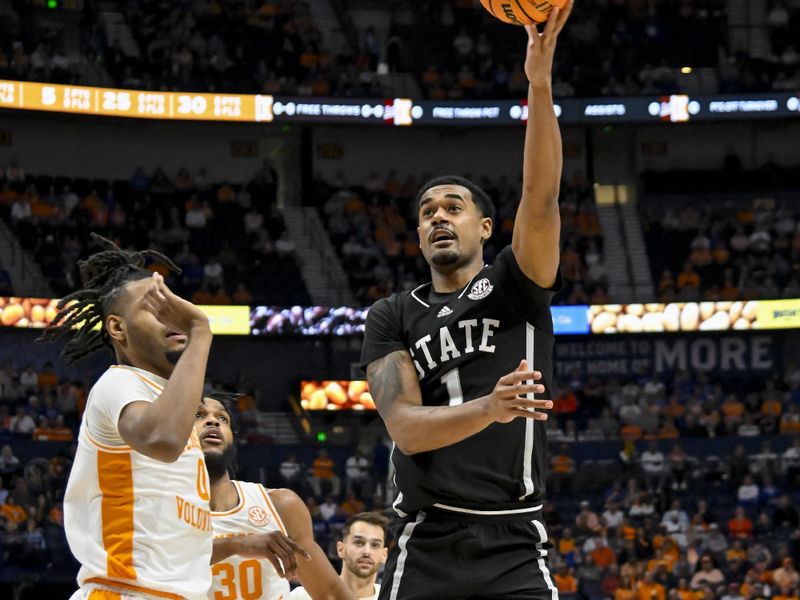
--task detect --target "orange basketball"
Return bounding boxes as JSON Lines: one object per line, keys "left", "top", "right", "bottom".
{"left": 479, "top": 0, "right": 568, "bottom": 25}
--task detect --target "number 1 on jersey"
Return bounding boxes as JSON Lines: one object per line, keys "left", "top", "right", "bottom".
{"left": 441, "top": 368, "right": 464, "bottom": 406}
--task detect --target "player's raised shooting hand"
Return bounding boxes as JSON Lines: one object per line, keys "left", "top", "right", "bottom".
{"left": 235, "top": 531, "right": 312, "bottom": 579}
{"left": 142, "top": 272, "right": 210, "bottom": 336}
{"left": 524, "top": 0, "right": 573, "bottom": 89}
{"left": 483, "top": 360, "right": 552, "bottom": 424}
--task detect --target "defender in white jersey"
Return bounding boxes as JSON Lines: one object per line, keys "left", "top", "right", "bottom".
{"left": 43, "top": 235, "right": 298, "bottom": 600}
{"left": 196, "top": 397, "right": 355, "bottom": 600}
{"left": 291, "top": 512, "right": 389, "bottom": 600}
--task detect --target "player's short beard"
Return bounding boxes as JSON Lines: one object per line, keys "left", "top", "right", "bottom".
{"left": 205, "top": 444, "right": 237, "bottom": 481}
{"left": 344, "top": 554, "right": 380, "bottom": 579}
{"left": 430, "top": 249, "right": 460, "bottom": 266}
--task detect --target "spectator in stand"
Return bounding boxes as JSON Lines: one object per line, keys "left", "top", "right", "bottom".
{"left": 728, "top": 507, "right": 754, "bottom": 540}
{"left": 728, "top": 445, "right": 750, "bottom": 487}
{"left": 10, "top": 407, "right": 35, "bottom": 435}
{"left": 773, "top": 559, "right": 800, "bottom": 591}
{"left": 1, "top": 495, "right": 26, "bottom": 525}
{"left": 554, "top": 386, "right": 579, "bottom": 427}
{"left": 550, "top": 443, "right": 576, "bottom": 493}
{"left": 309, "top": 448, "right": 341, "bottom": 497}
{"left": 602, "top": 501, "right": 625, "bottom": 533}
{"left": 36, "top": 361, "right": 58, "bottom": 391}
{"left": 638, "top": 571, "right": 667, "bottom": 600}
{"left": 344, "top": 448, "right": 370, "bottom": 497}
{"left": 736, "top": 475, "right": 760, "bottom": 511}
{"left": 576, "top": 500, "right": 603, "bottom": 537}
{"left": 0, "top": 444, "right": 20, "bottom": 476}
{"left": 691, "top": 555, "right": 726, "bottom": 590}
{"left": 339, "top": 492, "right": 365, "bottom": 517}
{"left": 555, "top": 565, "right": 578, "bottom": 594}
{"left": 319, "top": 495, "right": 338, "bottom": 522}
{"left": 772, "top": 495, "right": 799, "bottom": 529}
{"left": 641, "top": 441, "right": 668, "bottom": 492}
{"left": 280, "top": 453, "right": 303, "bottom": 489}
{"left": 18, "top": 364, "right": 38, "bottom": 394}
{"left": 590, "top": 536, "right": 617, "bottom": 569}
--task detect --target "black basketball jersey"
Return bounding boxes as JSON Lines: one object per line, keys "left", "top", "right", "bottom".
{"left": 360, "top": 246, "right": 560, "bottom": 516}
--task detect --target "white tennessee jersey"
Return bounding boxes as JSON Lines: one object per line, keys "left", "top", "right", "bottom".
{"left": 65, "top": 365, "right": 213, "bottom": 600}
{"left": 210, "top": 481, "right": 291, "bottom": 600}
{"left": 290, "top": 583, "right": 381, "bottom": 600}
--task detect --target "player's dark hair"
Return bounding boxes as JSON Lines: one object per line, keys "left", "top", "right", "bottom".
{"left": 342, "top": 511, "right": 390, "bottom": 541}
{"left": 37, "top": 233, "right": 180, "bottom": 365}
{"left": 415, "top": 175, "right": 496, "bottom": 223}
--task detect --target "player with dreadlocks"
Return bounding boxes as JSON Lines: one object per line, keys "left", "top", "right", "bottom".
{"left": 43, "top": 234, "right": 309, "bottom": 600}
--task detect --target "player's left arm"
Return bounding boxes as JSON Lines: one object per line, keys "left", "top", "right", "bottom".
{"left": 512, "top": 0, "right": 573, "bottom": 288}
{"left": 270, "top": 488, "right": 356, "bottom": 600}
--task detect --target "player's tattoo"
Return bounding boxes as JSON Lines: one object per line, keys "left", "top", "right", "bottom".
{"left": 367, "top": 351, "right": 407, "bottom": 414}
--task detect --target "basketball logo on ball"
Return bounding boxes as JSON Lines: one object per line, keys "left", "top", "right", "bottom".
{"left": 248, "top": 506, "right": 270, "bottom": 527}
{"left": 480, "top": 0, "right": 568, "bottom": 24}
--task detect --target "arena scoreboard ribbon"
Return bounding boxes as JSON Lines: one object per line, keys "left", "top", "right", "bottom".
{"left": 2, "top": 79, "right": 799, "bottom": 126}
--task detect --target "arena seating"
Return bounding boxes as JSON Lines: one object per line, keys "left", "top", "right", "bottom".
{"left": 0, "top": 163, "right": 310, "bottom": 306}
{"left": 1, "top": 357, "right": 799, "bottom": 597}
{"left": 315, "top": 171, "right": 606, "bottom": 305}
{"left": 640, "top": 167, "right": 800, "bottom": 303}
{"left": 3, "top": 1, "right": 800, "bottom": 99}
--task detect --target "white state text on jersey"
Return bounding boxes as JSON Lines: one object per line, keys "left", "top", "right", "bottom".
{"left": 408, "top": 318, "right": 499, "bottom": 378}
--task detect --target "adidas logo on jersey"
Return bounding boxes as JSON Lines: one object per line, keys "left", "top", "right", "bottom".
{"left": 437, "top": 306, "right": 453, "bottom": 318}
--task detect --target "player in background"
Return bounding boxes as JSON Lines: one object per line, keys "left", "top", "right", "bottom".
{"left": 291, "top": 512, "right": 389, "bottom": 600}
{"left": 360, "top": 4, "right": 573, "bottom": 599}
{"left": 42, "top": 234, "right": 298, "bottom": 600}
{"left": 196, "top": 396, "right": 355, "bottom": 600}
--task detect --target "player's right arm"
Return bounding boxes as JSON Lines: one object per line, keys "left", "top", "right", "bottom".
{"left": 117, "top": 273, "right": 213, "bottom": 462}
{"left": 368, "top": 352, "right": 551, "bottom": 455}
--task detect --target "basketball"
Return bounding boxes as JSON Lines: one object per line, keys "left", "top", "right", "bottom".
{"left": 479, "top": 0, "right": 568, "bottom": 24}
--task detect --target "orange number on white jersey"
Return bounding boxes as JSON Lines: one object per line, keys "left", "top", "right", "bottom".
{"left": 197, "top": 459, "right": 210, "bottom": 501}
{"left": 212, "top": 559, "right": 263, "bottom": 600}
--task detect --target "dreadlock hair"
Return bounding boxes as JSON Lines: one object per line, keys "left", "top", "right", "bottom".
{"left": 37, "top": 233, "right": 180, "bottom": 365}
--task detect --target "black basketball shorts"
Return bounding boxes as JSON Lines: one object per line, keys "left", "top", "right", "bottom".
{"left": 378, "top": 508, "right": 559, "bottom": 600}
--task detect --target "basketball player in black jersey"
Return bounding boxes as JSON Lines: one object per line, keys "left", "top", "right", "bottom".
{"left": 360, "top": 4, "right": 573, "bottom": 599}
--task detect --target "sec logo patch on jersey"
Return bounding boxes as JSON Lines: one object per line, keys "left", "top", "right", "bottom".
{"left": 248, "top": 506, "right": 270, "bottom": 527}
{"left": 468, "top": 278, "right": 494, "bottom": 300}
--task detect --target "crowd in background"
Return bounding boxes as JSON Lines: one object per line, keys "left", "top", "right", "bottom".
{"left": 0, "top": 160, "right": 309, "bottom": 306}
{"left": 547, "top": 363, "right": 800, "bottom": 443}
{"left": 316, "top": 169, "right": 606, "bottom": 305}
{"left": 2, "top": 1, "right": 800, "bottom": 100}
{"left": 405, "top": 0, "right": 800, "bottom": 100}
{"left": 643, "top": 194, "right": 800, "bottom": 304}
{"left": 1, "top": 354, "right": 799, "bottom": 597}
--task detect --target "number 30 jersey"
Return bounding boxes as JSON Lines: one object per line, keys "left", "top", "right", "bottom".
{"left": 210, "top": 481, "right": 290, "bottom": 600}
{"left": 360, "top": 247, "right": 561, "bottom": 516}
